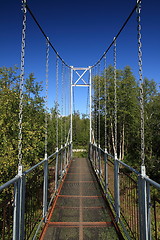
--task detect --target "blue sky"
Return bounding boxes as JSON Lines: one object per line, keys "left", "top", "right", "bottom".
{"left": 1, "top": 0, "right": 160, "bottom": 114}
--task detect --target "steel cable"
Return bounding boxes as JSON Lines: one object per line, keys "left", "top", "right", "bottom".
{"left": 18, "top": 0, "right": 27, "bottom": 166}
{"left": 137, "top": 1, "right": 145, "bottom": 166}
{"left": 56, "top": 55, "right": 59, "bottom": 149}
{"left": 104, "top": 54, "right": 107, "bottom": 151}
{"left": 45, "top": 37, "right": 49, "bottom": 157}
{"left": 114, "top": 38, "right": 117, "bottom": 159}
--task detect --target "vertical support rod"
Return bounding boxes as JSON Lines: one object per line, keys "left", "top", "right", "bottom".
{"left": 138, "top": 175, "right": 143, "bottom": 240}
{"left": 114, "top": 159, "right": 120, "bottom": 221}
{"left": 18, "top": 165, "right": 24, "bottom": 240}
{"left": 95, "top": 144, "right": 97, "bottom": 170}
{"left": 104, "top": 150, "right": 108, "bottom": 194}
{"left": 20, "top": 174, "right": 26, "bottom": 239}
{"left": 60, "top": 146, "right": 63, "bottom": 178}
{"left": 64, "top": 143, "right": 67, "bottom": 169}
{"left": 98, "top": 147, "right": 101, "bottom": 179}
{"left": 66, "top": 144, "right": 69, "bottom": 166}
{"left": 13, "top": 179, "right": 20, "bottom": 240}
{"left": 89, "top": 143, "right": 92, "bottom": 162}
{"left": 139, "top": 166, "right": 148, "bottom": 240}
{"left": 89, "top": 67, "right": 92, "bottom": 143}
{"left": 70, "top": 67, "right": 73, "bottom": 159}
{"left": 93, "top": 146, "right": 95, "bottom": 168}
{"left": 43, "top": 154, "right": 48, "bottom": 221}
{"left": 70, "top": 67, "right": 73, "bottom": 144}
{"left": 55, "top": 149, "right": 59, "bottom": 191}
{"left": 13, "top": 165, "right": 26, "bottom": 240}
{"left": 146, "top": 182, "right": 151, "bottom": 240}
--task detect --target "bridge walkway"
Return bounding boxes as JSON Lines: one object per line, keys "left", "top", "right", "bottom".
{"left": 40, "top": 158, "right": 123, "bottom": 240}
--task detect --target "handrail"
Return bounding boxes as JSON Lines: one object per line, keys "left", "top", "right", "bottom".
{"left": 0, "top": 141, "right": 72, "bottom": 240}
{"left": 91, "top": 143, "right": 160, "bottom": 188}
{"left": 90, "top": 142, "right": 160, "bottom": 239}
{"left": 144, "top": 176, "right": 160, "bottom": 190}
{"left": 0, "top": 175, "right": 20, "bottom": 192}
{"left": 117, "top": 159, "right": 140, "bottom": 175}
{"left": 92, "top": 143, "right": 140, "bottom": 175}
{"left": 24, "top": 159, "right": 46, "bottom": 174}
{"left": 24, "top": 144, "right": 70, "bottom": 174}
{"left": 0, "top": 143, "right": 71, "bottom": 186}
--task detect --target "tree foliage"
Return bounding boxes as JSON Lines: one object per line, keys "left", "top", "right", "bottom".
{"left": 0, "top": 67, "right": 45, "bottom": 184}
{"left": 0, "top": 65, "right": 159, "bottom": 184}
{"left": 92, "top": 65, "right": 160, "bottom": 181}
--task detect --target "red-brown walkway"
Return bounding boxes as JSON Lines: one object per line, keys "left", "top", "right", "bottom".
{"left": 40, "top": 158, "right": 123, "bottom": 240}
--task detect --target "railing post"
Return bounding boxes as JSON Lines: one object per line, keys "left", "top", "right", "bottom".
{"left": 60, "top": 146, "right": 63, "bottom": 178}
{"left": 88, "top": 143, "right": 91, "bottom": 161}
{"left": 13, "top": 178, "right": 21, "bottom": 240}
{"left": 93, "top": 145, "right": 95, "bottom": 168}
{"left": 104, "top": 149, "right": 108, "bottom": 194}
{"left": 95, "top": 144, "right": 97, "bottom": 170}
{"left": 114, "top": 158, "right": 120, "bottom": 221}
{"left": 138, "top": 166, "right": 149, "bottom": 240}
{"left": 146, "top": 181, "right": 151, "bottom": 240}
{"left": 43, "top": 154, "right": 48, "bottom": 221}
{"left": 66, "top": 144, "right": 68, "bottom": 167}
{"left": 98, "top": 146, "right": 101, "bottom": 179}
{"left": 70, "top": 142, "right": 72, "bottom": 161}
{"left": 13, "top": 165, "right": 26, "bottom": 240}
{"left": 55, "top": 148, "right": 59, "bottom": 191}
{"left": 64, "top": 143, "right": 67, "bottom": 169}
{"left": 20, "top": 173, "right": 26, "bottom": 239}
{"left": 91, "top": 143, "right": 93, "bottom": 163}
{"left": 94, "top": 146, "right": 96, "bottom": 166}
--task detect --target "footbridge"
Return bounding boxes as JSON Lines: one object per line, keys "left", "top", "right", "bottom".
{"left": 0, "top": 0, "right": 160, "bottom": 239}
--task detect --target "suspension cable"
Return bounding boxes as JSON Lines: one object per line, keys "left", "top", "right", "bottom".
{"left": 114, "top": 38, "right": 117, "bottom": 159}
{"left": 91, "top": 67, "right": 95, "bottom": 143}
{"left": 104, "top": 54, "right": 107, "bottom": 152}
{"left": 61, "top": 63, "right": 64, "bottom": 147}
{"left": 25, "top": 4, "right": 70, "bottom": 69}
{"left": 137, "top": 0, "right": 145, "bottom": 166}
{"left": 45, "top": 37, "right": 49, "bottom": 158}
{"left": 64, "top": 66, "right": 67, "bottom": 143}
{"left": 56, "top": 55, "right": 59, "bottom": 150}
{"left": 91, "top": 0, "right": 142, "bottom": 68}
{"left": 98, "top": 63, "right": 101, "bottom": 147}
{"left": 94, "top": 66, "right": 97, "bottom": 145}
{"left": 18, "top": 0, "right": 27, "bottom": 166}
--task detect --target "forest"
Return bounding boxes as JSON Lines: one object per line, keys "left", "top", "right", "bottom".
{"left": 0, "top": 65, "right": 160, "bottom": 185}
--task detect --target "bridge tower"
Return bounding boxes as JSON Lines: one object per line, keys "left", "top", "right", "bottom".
{"left": 70, "top": 66, "right": 92, "bottom": 145}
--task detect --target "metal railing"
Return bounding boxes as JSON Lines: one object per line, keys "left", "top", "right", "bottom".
{"left": 89, "top": 143, "right": 160, "bottom": 240}
{"left": 0, "top": 143, "right": 72, "bottom": 240}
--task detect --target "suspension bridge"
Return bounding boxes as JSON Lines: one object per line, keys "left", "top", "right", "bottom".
{"left": 0, "top": 0, "right": 160, "bottom": 239}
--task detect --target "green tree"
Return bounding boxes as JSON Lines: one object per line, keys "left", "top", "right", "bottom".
{"left": 0, "top": 67, "right": 45, "bottom": 183}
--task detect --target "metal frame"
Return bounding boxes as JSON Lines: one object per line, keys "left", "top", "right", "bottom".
{"left": 70, "top": 66, "right": 92, "bottom": 146}
{"left": 1, "top": 143, "right": 160, "bottom": 240}
{"left": 0, "top": 144, "right": 72, "bottom": 240}
{"left": 89, "top": 143, "right": 160, "bottom": 240}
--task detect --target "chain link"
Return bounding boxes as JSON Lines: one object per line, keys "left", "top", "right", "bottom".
{"left": 92, "top": 68, "right": 95, "bottom": 143}
{"left": 45, "top": 38, "right": 49, "bottom": 157}
{"left": 137, "top": 1, "right": 145, "bottom": 165}
{"left": 95, "top": 67, "right": 97, "bottom": 145}
{"left": 98, "top": 63, "right": 101, "bottom": 147}
{"left": 114, "top": 38, "right": 117, "bottom": 159}
{"left": 104, "top": 54, "right": 107, "bottom": 151}
{"left": 56, "top": 55, "right": 59, "bottom": 149}
{"left": 61, "top": 63, "right": 64, "bottom": 146}
{"left": 64, "top": 67, "right": 67, "bottom": 143}
{"left": 18, "top": 0, "right": 27, "bottom": 166}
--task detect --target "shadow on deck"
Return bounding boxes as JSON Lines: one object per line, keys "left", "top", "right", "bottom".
{"left": 40, "top": 158, "right": 123, "bottom": 240}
